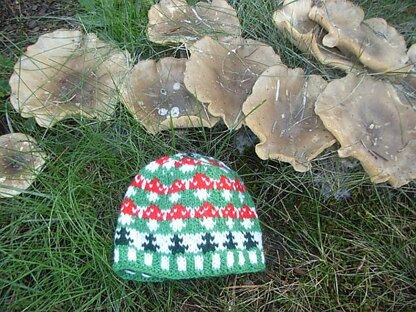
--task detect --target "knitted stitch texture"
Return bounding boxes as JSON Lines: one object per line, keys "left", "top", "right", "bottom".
{"left": 112, "top": 153, "right": 265, "bottom": 281}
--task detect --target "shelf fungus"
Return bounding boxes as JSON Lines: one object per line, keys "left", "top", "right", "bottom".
{"left": 121, "top": 57, "right": 218, "bottom": 134}
{"left": 309, "top": 0, "right": 410, "bottom": 74}
{"left": 315, "top": 73, "right": 416, "bottom": 187}
{"left": 273, "top": 0, "right": 357, "bottom": 72}
{"left": 184, "top": 36, "right": 282, "bottom": 129}
{"left": 9, "top": 29, "right": 130, "bottom": 128}
{"left": 0, "top": 133, "right": 46, "bottom": 198}
{"left": 147, "top": 0, "right": 241, "bottom": 45}
{"left": 242, "top": 65, "right": 336, "bottom": 172}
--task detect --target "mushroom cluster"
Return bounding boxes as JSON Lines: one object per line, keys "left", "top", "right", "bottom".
{"left": 273, "top": 0, "right": 412, "bottom": 74}
{"left": 0, "top": 133, "right": 45, "bottom": 198}
{"left": 9, "top": 29, "right": 130, "bottom": 128}
{"left": 6, "top": 0, "right": 416, "bottom": 190}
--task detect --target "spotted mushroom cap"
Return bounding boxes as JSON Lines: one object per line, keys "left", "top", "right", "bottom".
{"left": 309, "top": 0, "right": 410, "bottom": 74}
{"left": 315, "top": 73, "right": 416, "bottom": 187}
{"left": 242, "top": 64, "right": 335, "bottom": 172}
{"left": 147, "top": 0, "right": 241, "bottom": 45}
{"left": 273, "top": 0, "right": 357, "bottom": 71}
{"left": 184, "top": 36, "right": 283, "bottom": 129}
{"left": 0, "top": 133, "right": 46, "bottom": 198}
{"left": 9, "top": 29, "right": 131, "bottom": 128}
{"left": 121, "top": 57, "right": 219, "bottom": 134}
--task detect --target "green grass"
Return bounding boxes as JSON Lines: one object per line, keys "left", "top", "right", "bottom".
{"left": 1, "top": 0, "right": 416, "bottom": 310}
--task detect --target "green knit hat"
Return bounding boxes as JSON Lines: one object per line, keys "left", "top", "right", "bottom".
{"left": 112, "top": 153, "right": 265, "bottom": 281}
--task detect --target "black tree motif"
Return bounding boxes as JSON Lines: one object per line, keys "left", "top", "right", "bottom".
{"left": 142, "top": 233, "right": 160, "bottom": 252}
{"left": 115, "top": 227, "right": 133, "bottom": 245}
{"left": 223, "top": 232, "right": 237, "bottom": 249}
{"left": 197, "top": 233, "right": 219, "bottom": 253}
{"left": 243, "top": 232, "right": 257, "bottom": 249}
{"left": 169, "top": 234, "right": 189, "bottom": 254}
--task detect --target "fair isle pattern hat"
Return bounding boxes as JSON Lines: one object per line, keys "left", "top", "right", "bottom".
{"left": 112, "top": 153, "right": 265, "bottom": 281}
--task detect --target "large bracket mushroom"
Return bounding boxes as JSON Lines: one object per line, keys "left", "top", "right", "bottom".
{"left": 121, "top": 57, "right": 219, "bottom": 134}
{"left": 315, "top": 73, "right": 416, "bottom": 187}
{"left": 9, "top": 29, "right": 130, "bottom": 128}
{"left": 309, "top": 0, "right": 410, "bottom": 74}
{"left": 242, "top": 64, "right": 336, "bottom": 172}
{"left": 184, "top": 36, "right": 283, "bottom": 129}
{"left": 0, "top": 133, "right": 46, "bottom": 198}
{"left": 147, "top": 0, "right": 241, "bottom": 45}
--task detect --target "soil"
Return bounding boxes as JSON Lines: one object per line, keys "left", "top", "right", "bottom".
{"left": 0, "top": 0, "right": 77, "bottom": 53}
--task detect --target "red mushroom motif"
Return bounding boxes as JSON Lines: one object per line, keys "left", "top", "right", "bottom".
{"left": 239, "top": 205, "right": 257, "bottom": 219}
{"left": 120, "top": 198, "right": 136, "bottom": 215}
{"left": 221, "top": 204, "right": 238, "bottom": 218}
{"left": 217, "top": 175, "right": 234, "bottom": 191}
{"left": 191, "top": 173, "right": 215, "bottom": 189}
{"left": 234, "top": 178, "right": 246, "bottom": 192}
{"left": 195, "top": 202, "right": 220, "bottom": 218}
{"left": 146, "top": 178, "right": 168, "bottom": 193}
{"left": 155, "top": 155, "right": 171, "bottom": 165}
{"left": 166, "top": 204, "right": 191, "bottom": 220}
{"left": 143, "top": 204, "right": 164, "bottom": 220}
{"left": 168, "top": 179, "right": 187, "bottom": 193}
{"left": 132, "top": 174, "right": 145, "bottom": 188}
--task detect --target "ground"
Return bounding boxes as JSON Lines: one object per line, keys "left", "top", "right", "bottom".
{"left": 0, "top": 0, "right": 415, "bottom": 311}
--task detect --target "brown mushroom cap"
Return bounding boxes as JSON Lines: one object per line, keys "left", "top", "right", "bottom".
{"left": 184, "top": 36, "right": 282, "bottom": 129}
{"left": 403, "top": 43, "right": 416, "bottom": 92}
{"left": 9, "top": 29, "right": 130, "bottom": 128}
{"left": 310, "top": 0, "right": 364, "bottom": 48}
{"left": 409, "top": 43, "right": 416, "bottom": 65}
{"left": 147, "top": 0, "right": 241, "bottom": 45}
{"left": 315, "top": 73, "right": 416, "bottom": 187}
{"left": 309, "top": 0, "right": 409, "bottom": 73}
{"left": 389, "top": 43, "right": 416, "bottom": 101}
{"left": 242, "top": 65, "right": 336, "bottom": 172}
{"left": 121, "top": 57, "right": 218, "bottom": 134}
{"left": 273, "top": 0, "right": 357, "bottom": 72}
{"left": 0, "top": 133, "right": 46, "bottom": 198}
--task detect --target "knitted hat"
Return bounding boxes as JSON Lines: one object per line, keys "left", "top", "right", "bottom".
{"left": 112, "top": 153, "right": 265, "bottom": 281}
